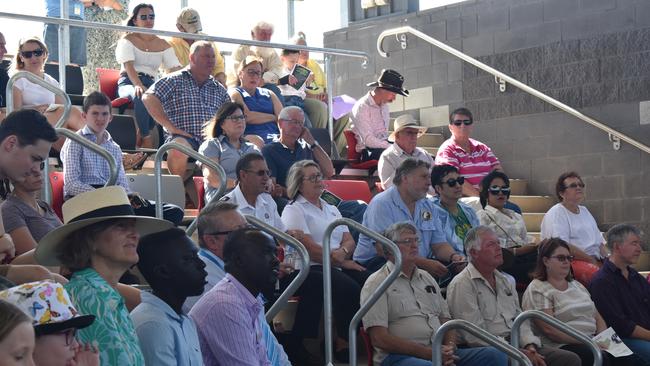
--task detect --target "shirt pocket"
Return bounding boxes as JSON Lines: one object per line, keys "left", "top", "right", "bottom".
{"left": 476, "top": 290, "right": 498, "bottom": 320}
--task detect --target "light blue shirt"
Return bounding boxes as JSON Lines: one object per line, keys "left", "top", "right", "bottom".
{"left": 131, "top": 292, "right": 203, "bottom": 366}
{"left": 431, "top": 197, "right": 479, "bottom": 254}
{"left": 353, "top": 186, "right": 447, "bottom": 263}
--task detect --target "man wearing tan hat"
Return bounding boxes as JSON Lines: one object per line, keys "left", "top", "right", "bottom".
{"left": 378, "top": 114, "right": 432, "bottom": 190}
{"left": 351, "top": 69, "right": 409, "bottom": 162}
{"left": 167, "top": 7, "right": 227, "bottom": 86}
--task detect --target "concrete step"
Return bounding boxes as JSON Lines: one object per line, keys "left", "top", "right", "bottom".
{"left": 632, "top": 252, "right": 650, "bottom": 272}
{"left": 510, "top": 179, "right": 527, "bottom": 195}
{"left": 509, "top": 195, "right": 555, "bottom": 213}
{"left": 422, "top": 147, "right": 438, "bottom": 156}
{"left": 419, "top": 133, "right": 445, "bottom": 147}
{"left": 523, "top": 212, "right": 544, "bottom": 232}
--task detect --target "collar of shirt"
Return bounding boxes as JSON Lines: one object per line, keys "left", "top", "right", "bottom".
{"left": 71, "top": 268, "right": 123, "bottom": 300}
{"left": 466, "top": 262, "right": 511, "bottom": 293}
{"left": 224, "top": 273, "right": 262, "bottom": 315}
{"left": 390, "top": 143, "right": 418, "bottom": 158}
{"left": 218, "top": 134, "right": 247, "bottom": 148}
{"left": 602, "top": 258, "right": 637, "bottom": 279}
{"left": 387, "top": 185, "right": 430, "bottom": 220}
{"left": 278, "top": 139, "right": 308, "bottom": 153}
{"left": 449, "top": 137, "right": 481, "bottom": 152}
{"left": 199, "top": 248, "right": 225, "bottom": 271}
{"left": 180, "top": 68, "right": 215, "bottom": 87}
{"left": 140, "top": 291, "right": 186, "bottom": 321}
{"left": 231, "top": 184, "right": 265, "bottom": 212}
{"left": 80, "top": 125, "right": 111, "bottom": 143}
{"left": 294, "top": 194, "right": 326, "bottom": 209}
{"left": 383, "top": 258, "right": 421, "bottom": 280}
{"left": 363, "top": 91, "right": 380, "bottom": 108}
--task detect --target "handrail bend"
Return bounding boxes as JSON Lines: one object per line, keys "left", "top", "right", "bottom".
{"left": 511, "top": 310, "right": 602, "bottom": 366}
{"left": 377, "top": 26, "right": 650, "bottom": 155}
{"left": 321, "top": 218, "right": 401, "bottom": 366}
{"left": 243, "top": 215, "right": 311, "bottom": 323}
{"left": 433, "top": 319, "right": 532, "bottom": 366}
{"left": 153, "top": 142, "right": 227, "bottom": 234}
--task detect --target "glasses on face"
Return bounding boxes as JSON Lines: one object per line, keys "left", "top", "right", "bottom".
{"left": 549, "top": 254, "right": 575, "bottom": 263}
{"left": 225, "top": 114, "right": 246, "bottom": 122}
{"left": 395, "top": 237, "right": 420, "bottom": 246}
{"left": 59, "top": 328, "right": 77, "bottom": 346}
{"left": 21, "top": 49, "right": 44, "bottom": 59}
{"left": 245, "top": 169, "right": 271, "bottom": 177}
{"left": 488, "top": 185, "right": 511, "bottom": 195}
{"left": 564, "top": 182, "right": 585, "bottom": 189}
{"left": 451, "top": 119, "right": 473, "bottom": 126}
{"left": 138, "top": 14, "right": 155, "bottom": 20}
{"left": 303, "top": 173, "right": 323, "bottom": 183}
{"left": 206, "top": 224, "right": 252, "bottom": 236}
{"left": 245, "top": 69, "right": 262, "bottom": 77}
{"left": 443, "top": 176, "right": 465, "bottom": 187}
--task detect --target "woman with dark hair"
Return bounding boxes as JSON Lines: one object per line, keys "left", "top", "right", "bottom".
{"left": 116, "top": 3, "right": 181, "bottom": 148}
{"left": 0, "top": 299, "right": 34, "bottom": 365}
{"left": 476, "top": 170, "right": 537, "bottom": 282}
{"left": 522, "top": 238, "right": 634, "bottom": 366}
{"left": 199, "top": 101, "right": 261, "bottom": 203}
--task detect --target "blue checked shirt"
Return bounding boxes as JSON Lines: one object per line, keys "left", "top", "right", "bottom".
{"left": 148, "top": 68, "right": 229, "bottom": 143}
{"left": 60, "top": 125, "right": 131, "bottom": 198}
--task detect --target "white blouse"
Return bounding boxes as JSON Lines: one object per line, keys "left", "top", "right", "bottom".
{"left": 477, "top": 205, "right": 532, "bottom": 248}
{"left": 115, "top": 38, "right": 180, "bottom": 78}
{"left": 12, "top": 73, "right": 60, "bottom": 107}
{"left": 540, "top": 203, "right": 604, "bottom": 257}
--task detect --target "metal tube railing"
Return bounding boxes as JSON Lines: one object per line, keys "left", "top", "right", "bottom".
{"left": 244, "top": 215, "right": 311, "bottom": 322}
{"left": 57, "top": 0, "right": 69, "bottom": 92}
{"left": 511, "top": 310, "right": 602, "bottom": 366}
{"left": 153, "top": 142, "right": 227, "bottom": 232}
{"left": 433, "top": 319, "right": 532, "bottom": 366}
{"left": 321, "top": 218, "right": 400, "bottom": 366}
{"left": 377, "top": 26, "right": 650, "bottom": 156}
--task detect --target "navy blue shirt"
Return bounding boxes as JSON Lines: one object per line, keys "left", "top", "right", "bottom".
{"left": 262, "top": 141, "right": 313, "bottom": 187}
{"left": 589, "top": 259, "right": 650, "bottom": 337}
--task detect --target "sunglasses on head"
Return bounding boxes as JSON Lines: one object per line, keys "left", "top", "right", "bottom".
{"left": 451, "top": 119, "right": 472, "bottom": 126}
{"left": 138, "top": 14, "right": 155, "bottom": 20}
{"left": 442, "top": 176, "right": 465, "bottom": 187}
{"left": 488, "top": 185, "right": 511, "bottom": 195}
{"left": 21, "top": 49, "right": 44, "bottom": 59}
{"left": 564, "top": 182, "right": 585, "bottom": 189}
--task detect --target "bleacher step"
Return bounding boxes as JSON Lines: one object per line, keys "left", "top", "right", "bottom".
{"left": 632, "top": 251, "right": 650, "bottom": 272}
{"left": 509, "top": 195, "right": 554, "bottom": 213}
{"left": 419, "top": 133, "right": 444, "bottom": 147}
{"left": 523, "top": 212, "right": 544, "bottom": 232}
{"left": 422, "top": 147, "right": 438, "bottom": 156}
{"left": 510, "top": 179, "right": 527, "bottom": 196}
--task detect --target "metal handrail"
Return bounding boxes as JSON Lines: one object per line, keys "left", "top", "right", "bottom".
{"left": 153, "top": 142, "right": 226, "bottom": 232}
{"left": 377, "top": 26, "right": 650, "bottom": 155}
{"left": 511, "top": 310, "right": 602, "bottom": 366}
{"left": 433, "top": 319, "right": 532, "bottom": 366}
{"left": 244, "top": 215, "right": 311, "bottom": 322}
{"left": 320, "top": 218, "right": 400, "bottom": 365}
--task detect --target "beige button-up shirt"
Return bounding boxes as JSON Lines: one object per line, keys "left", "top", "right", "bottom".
{"left": 378, "top": 143, "right": 434, "bottom": 190}
{"left": 361, "top": 260, "right": 449, "bottom": 365}
{"left": 446, "top": 262, "right": 539, "bottom": 347}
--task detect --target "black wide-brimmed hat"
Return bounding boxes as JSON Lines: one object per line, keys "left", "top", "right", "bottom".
{"left": 367, "top": 69, "right": 409, "bottom": 96}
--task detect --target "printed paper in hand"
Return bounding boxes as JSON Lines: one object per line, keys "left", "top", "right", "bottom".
{"left": 592, "top": 327, "right": 633, "bottom": 357}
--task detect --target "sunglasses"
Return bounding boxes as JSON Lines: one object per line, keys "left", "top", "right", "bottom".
{"left": 225, "top": 114, "right": 246, "bottom": 121}
{"left": 138, "top": 14, "right": 155, "bottom": 20}
{"left": 21, "top": 49, "right": 44, "bottom": 59}
{"left": 564, "top": 182, "right": 585, "bottom": 189}
{"left": 206, "top": 224, "right": 253, "bottom": 237}
{"left": 442, "top": 176, "right": 465, "bottom": 187}
{"left": 488, "top": 185, "right": 511, "bottom": 195}
{"left": 245, "top": 169, "right": 271, "bottom": 177}
{"left": 549, "top": 255, "right": 575, "bottom": 263}
{"left": 303, "top": 173, "right": 323, "bottom": 183}
{"left": 451, "top": 119, "right": 472, "bottom": 126}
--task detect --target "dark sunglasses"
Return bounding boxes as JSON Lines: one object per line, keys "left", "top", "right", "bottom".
{"left": 138, "top": 14, "right": 155, "bottom": 20}
{"left": 488, "top": 185, "right": 511, "bottom": 195}
{"left": 549, "top": 254, "right": 575, "bottom": 263}
{"left": 442, "top": 176, "right": 465, "bottom": 187}
{"left": 564, "top": 182, "right": 585, "bottom": 189}
{"left": 245, "top": 169, "right": 271, "bottom": 177}
{"left": 21, "top": 49, "right": 44, "bottom": 58}
{"left": 451, "top": 119, "right": 472, "bottom": 126}
{"left": 206, "top": 224, "right": 253, "bottom": 237}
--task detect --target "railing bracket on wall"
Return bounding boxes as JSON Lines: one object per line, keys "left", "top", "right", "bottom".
{"left": 397, "top": 33, "right": 407, "bottom": 49}
{"left": 495, "top": 75, "right": 507, "bottom": 92}
{"left": 609, "top": 134, "right": 621, "bottom": 150}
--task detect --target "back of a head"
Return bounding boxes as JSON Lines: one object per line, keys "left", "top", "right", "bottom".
{"left": 197, "top": 201, "right": 239, "bottom": 248}
{"left": 223, "top": 228, "right": 271, "bottom": 272}
{"left": 0, "top": 109, "right": 58, "bottom": 146}
{"left": 82, "top": 91, "right": 111, "bottom": 113}
{"left": 137, "top": 228, "right": 189, "bottom": 287}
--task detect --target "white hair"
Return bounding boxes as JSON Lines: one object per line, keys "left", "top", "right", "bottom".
{"left": 464, "top": 225, "right": 496, "bottom": 261}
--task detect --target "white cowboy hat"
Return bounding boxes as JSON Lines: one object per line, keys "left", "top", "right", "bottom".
{"left": 388, "top": 114, "right": 427, "bottom": 142}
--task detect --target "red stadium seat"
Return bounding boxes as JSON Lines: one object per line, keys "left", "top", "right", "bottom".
{"left": 323, "top": 179, "right": 373, "bottom": 204}
{"left": 49, "top": 171, "right": 65, "bottom": 220}
{"left": 571, "top": 260, "right": 599, "bottom": 286}
{"left": 360, "top": 327, "right": 374, "bottom": 366}
{"left": 343, "top": 130, "right": 378, "bottom": 172}
{"left": 193, "top": 176, "right": 206, "bottom": 211}
{"left": 96, "top": 68, "right": 132, "bottom": 112}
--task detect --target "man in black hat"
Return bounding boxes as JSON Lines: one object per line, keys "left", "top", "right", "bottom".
{"left": 350, "top": 69, "right": 409, "bottom": 162}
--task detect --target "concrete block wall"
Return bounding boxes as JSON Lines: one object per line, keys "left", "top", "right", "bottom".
{"left": 325, "top": 0, "right": 650, "bottom": 236}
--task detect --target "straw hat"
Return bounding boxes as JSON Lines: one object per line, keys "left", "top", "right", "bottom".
{"left": 34, "top": 186, "right": 173, "bottom": 266}
{"left": 0, "top": 281, "right": 95, "bottom": 335}
{"left": 388, "top": 114, "right": 427, "bottom": 142}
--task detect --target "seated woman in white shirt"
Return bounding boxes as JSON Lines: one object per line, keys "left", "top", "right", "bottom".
{"left": 11, "top": 37, "right": 84, "bottom": 151}
{"left": 116, "top": 4, "right": 181, "bottom": 148}
{"left": 280, "top": 159, "right": 369, "bottom": 363}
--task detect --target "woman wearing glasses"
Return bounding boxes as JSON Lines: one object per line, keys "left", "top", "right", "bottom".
{"left": 280, "top": 160, "right": 369, "bottom": 363}
{"left": 11, "top": 37, "right": 85, "bottom": 151}
{"left": 199, "top": 102, "right": 261, "bottom": 204}
{"left": 229, "top": 56, "right": 283, "bottom": 146}
{"left": 116, "top": 3, "right": 181, "bottom": 148}
{"left": 476, "top": 170, "right": 537, "bottom": 283}
{"left": 522, "top": 238, "right": 634, "bottom": 366}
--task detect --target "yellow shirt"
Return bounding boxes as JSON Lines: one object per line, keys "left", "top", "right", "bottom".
{"left": 304, "top": 58, "right": 326, "bottom": 95}
{"left": 167, "top": 36, "right": 225, "bottom": 78}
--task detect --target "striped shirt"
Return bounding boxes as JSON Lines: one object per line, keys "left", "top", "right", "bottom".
{"left": 350, "top": 92, "right": 391, "bottom": 152}
{"left": 435, "top": 138, "right": 500, "bottom": 188}
{"left": 522, "top": 279, "right": 598, "bottom": 348}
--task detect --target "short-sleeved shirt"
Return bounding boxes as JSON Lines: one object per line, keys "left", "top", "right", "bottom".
{"left": 1, "top": 195, "right": 62, "bottom": 242}
{"left": 261, "top": 141, "right": 313, "bottom": 187}
{"left": 477, "top": 205, "right": 530, "bottom": 248}
{"left": 131, "top": 292, "right": 203, "bottom": 366}
{"left": 167, "top": 37, "right": 225, "bottom": 78}
{"left": 435, "top": 138, "right": 500, "bottom": 188}
{"left": 522, "top": 279, "right": 597, "bottom": 348}
{"left": 148, "top": 69, "right": 229, "bottom": 143}
{"left": 350, "top": 92, "right": 390, "bottom": 151}
{"left": 378, "top": 143, "right": 434, "bottom": 190}
{"left": 432, "top": 197, "right": 479, "bottom": 254}
{"left": 198, "top": 136, "right": 260, "bottom": 203}
{"left": 12, "top": 73, "right": 60, "bottom": 107}
{"left": 234, "top": 87, "right": 280, "bottom": 144}
{"left": 353, "top": 186, "right": 447, "bottom": 263}
{"left": 222, "top": 185, "right": 285, "bottom": 231}
{"left": 540, "top": 203, "right": 604, "bottom": 257}
{"left": 65, "top": 268, "right": 144, "bottom": 366}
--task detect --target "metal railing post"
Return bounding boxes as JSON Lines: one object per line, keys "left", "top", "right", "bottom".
{"left": 58, "top": 0, "right": 69, "bottom": 92}
{"left": 433, "top": 319, "right": 532, "bottom": 366}
{"left": 324, "top": 54, "right": 338, "bottom": 159}
{"left": 511, "top": 310, "right": 602, "bottom": 366}
{"left": 244, "top": 215, "right": 311, "bottom": 322}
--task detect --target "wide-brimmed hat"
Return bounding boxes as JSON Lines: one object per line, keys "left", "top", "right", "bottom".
{"left": 177, "top": 7, "right": 202, "bottom": 34}
{"left": 388, "top": 114, "right": 427, "bottom": 142}
{"left": 34, "top": 186, "right": 173, "bottom": 266}
{"left": 0, "top": 281, "right": 95, "bottom": 336}
{"left": 367, "top": 69, "right": 409, "bottom": 96}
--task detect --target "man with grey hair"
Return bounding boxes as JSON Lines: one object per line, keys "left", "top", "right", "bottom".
{"left": 353, "top": 158, "right": 463, "bottom": 278}
{"left": 447, "top": 226, "right": 580, "bottom": 366}
{"left": 590, "top": 224, "right": 650, "bottom": 364}
{"left": 362, "top": 222, "right": 507, "bottom": 366}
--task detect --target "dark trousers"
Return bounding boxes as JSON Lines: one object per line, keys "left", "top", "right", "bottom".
{"left": 361, "top": 147, "right": 385, "bottom": 162}
{"left": 560, "top": 344, "right": 636, "bottom": 366}
{"left": 133, "top": 200, "right": 184, "bottom": 226}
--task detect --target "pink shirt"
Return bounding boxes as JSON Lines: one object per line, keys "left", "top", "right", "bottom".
{"left": 435, "top": 137, "right": 500, "bottom": 188}
{"left": 350, "top": 92, "right": 390, "bottom": 152}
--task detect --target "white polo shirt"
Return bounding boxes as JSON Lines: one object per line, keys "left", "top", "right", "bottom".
{"left": 222, "top": 185, "right": 285, "bottom": 231}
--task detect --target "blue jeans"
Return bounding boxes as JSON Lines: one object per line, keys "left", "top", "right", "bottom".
{"left": 381, "top": 347, "right": 507, "bottom": 366}
{"left": 44, "top": 18, "right": 87, "bottom": 66}
{"left": 118, "top": 73, "right": 156, "bottom": 136}
{"left": 622, "top": 338, "right": 650, "bottom": 365}
{"left": 283, "top": 95, "right": 313, "bottom": 128}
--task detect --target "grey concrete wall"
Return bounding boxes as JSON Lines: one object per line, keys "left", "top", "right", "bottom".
{"left": 325, "top": 0, "right": 650, "bottom": 235}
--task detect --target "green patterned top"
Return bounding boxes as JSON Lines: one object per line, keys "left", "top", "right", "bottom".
{"left": 65, "top": 268, "right": 144, "bottom": 366}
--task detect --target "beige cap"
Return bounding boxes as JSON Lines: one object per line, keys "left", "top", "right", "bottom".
{"left": 388, "top": 114, "right": 427, "bottom": 142}
{"left": 177, "top": 7, "right": 202, "bottom": 34}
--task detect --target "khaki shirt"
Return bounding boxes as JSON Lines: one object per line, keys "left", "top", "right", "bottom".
{"left": 446, "top": 262, "right": 540, "bottom": 347}
{"left": 361, "top": 261, "right": 449, "bottom": 365}
{"left": 378, "top": 143, "right": 434, "bottom": 190}
{"left": 167, "top": 36, "right": 225, "bottom": 78}
{"left": 226, "top": 45, "right": 284, "bottom": 87}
